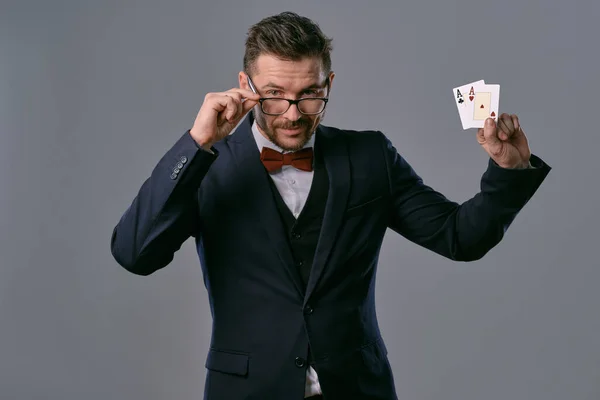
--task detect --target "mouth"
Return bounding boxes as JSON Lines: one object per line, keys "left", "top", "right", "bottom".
{"left": 279, "top": 127, "right": 304, "bottom": 136}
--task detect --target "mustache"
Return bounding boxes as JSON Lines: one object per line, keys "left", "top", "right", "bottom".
{"left": 275, "top": 119, "right": 310, "bottom": 130}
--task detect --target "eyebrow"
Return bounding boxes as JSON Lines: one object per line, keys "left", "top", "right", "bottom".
{"left": 262, "top": 81, "right": 327, "bottom": 91}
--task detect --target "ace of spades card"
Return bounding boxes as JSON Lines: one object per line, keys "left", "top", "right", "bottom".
{"left": 453, "top": 80, "right": 484, "bottom": 130}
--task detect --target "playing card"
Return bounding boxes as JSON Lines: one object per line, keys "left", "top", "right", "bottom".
{"left": 464, "top": 83, "right": 500, "bottom": 129}
{"left": 453, "top": 80, "right": 484, "bottom": 130}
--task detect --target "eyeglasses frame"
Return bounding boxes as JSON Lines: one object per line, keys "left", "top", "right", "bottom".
{"left": 246, "top": 75, "right": 330, "bottom": 116}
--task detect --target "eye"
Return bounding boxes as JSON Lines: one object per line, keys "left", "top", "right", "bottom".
{"left": 301, "top": 89, "right": 322, "bottom": 97}
{"left": 266, "top": 90, "right": 282, "bottom": 96}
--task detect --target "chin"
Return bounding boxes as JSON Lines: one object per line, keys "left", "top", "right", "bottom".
{"left": 275, "top": 130, "right": 312, "bottom": 151}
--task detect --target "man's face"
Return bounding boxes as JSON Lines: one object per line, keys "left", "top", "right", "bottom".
{"left": 240, "top": 54, "right": 334, "bottom": 152}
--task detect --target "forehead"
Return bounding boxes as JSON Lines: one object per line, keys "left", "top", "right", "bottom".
{"left": 253, "top": 54, "right": 325, "bottom": 87}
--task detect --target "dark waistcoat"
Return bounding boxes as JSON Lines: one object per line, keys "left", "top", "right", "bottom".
{"left": 265, "top": 145, "right": 329, "bottom": 291}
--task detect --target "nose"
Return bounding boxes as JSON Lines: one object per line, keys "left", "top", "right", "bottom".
{"left": 282, "top": 101, "right": 302, "bottom": 121}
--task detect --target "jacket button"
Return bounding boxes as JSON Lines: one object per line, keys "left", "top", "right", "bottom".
{"left": 304, "top": 305, "right": 313, "bottom": 315}
{"left": 295, "top": 357, "right": 306, "bottom": 368}
{"left": 292, "top": 232, "right": 301, "bottom": 240}
{"left": 170, "top": 173, "right": 178, "bottom": 180}
{"left": 176, "top": 162, "right": 184, "bottom": 169}
{"left": 180, "top": 156, "right": 187, "bottom": 164}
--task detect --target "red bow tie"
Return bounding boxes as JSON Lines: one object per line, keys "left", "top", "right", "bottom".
{"left": 260, "top": 147, "right": 314, "bottom": 172}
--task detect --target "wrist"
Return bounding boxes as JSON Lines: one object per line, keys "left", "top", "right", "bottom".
{"left": 504, "top": 161, "right": 531, "bottom": 169}
{"left": 516, "top": 160, "right": 532, "bottom": 169}
{"left": 190, "top": 129, "right": 215, "bottom": 151}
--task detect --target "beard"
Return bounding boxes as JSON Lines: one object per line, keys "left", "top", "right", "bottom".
{"left": 253, "top": 109, "right": 322, "bottom": 152}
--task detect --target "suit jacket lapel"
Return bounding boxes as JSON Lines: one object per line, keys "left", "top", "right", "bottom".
{"left": 304, "top": 125, "right": 351, "bottom": 303}
{"left": 228, "top": 115, "right": 305, "bottom": 297}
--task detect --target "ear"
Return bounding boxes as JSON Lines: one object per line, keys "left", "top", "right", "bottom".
{"left": 327, "top": 71, "right": 335, "bottom": 94}
{"left": 238, "top": 71, "right": 249, "bottom": 90}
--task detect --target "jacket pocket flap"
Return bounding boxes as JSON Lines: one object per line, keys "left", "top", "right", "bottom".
{"left": 360, "top": 337, "right": 389, "bottom": 367}
{"left": 346, "top": 195, "right": 384, "bottom": 217}
{"left": 205, "top": 349, "right": 249, "bottom": 376}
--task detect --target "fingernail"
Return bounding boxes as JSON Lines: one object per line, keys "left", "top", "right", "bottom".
{"left": 486, "top": 118, "right": 493, "bottom": 127}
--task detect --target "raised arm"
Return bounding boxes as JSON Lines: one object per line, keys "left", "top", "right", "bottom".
{"left": 381, "top": 118, "right": 551, "bottom": 261}
{"left": 110, "top": 132, "right": 217, "bottom": 275}
{"left": 110, "top": 87, "right": 260, "bottom": 275}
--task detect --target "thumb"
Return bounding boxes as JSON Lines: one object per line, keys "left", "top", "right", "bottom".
{"left": 241, "top": 97, "right": 259, "bottom": 114}
{"left": 477, "top": 118, "right": 503, "bottom": 154}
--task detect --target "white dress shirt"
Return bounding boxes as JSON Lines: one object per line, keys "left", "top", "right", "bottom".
{"left": 252, "top": 121, "right": 323, "bottom": 398}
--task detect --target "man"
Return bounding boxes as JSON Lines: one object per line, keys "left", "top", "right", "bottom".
{"left": 110, "top": 11, "right": 551, "bottom": 400}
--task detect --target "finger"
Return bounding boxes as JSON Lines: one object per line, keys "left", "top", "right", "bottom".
{"left": 227, "top": 89, "right": 260, "bottom": 118}
{"left": 500, "top": 113, "right": 515, "bottom": 131}
{"left": 497, "top": 121, "right": 509, "bottom": 140}
{"left": 241, "top": 97, "right": 259, "bottom": 114}
{"left": 223, "top": 93, "right": 243, "bottom": 121}
{"left": 511, "top": 114, "right": 520, "bottom": 132}
{"left": 209, "top": 95, "right": 239, "bottom": 123}
{"left": 227, "top": 88, "right": 261, "bottom": 101}
{"left": 223, "top": 92, "right": 258, "bottom": 121}
{"left": 205, "top": 92, "right": 228, "bottom": 113}
{"left": 223, "top": 91, "right": 256, "bottom": 117}
{"left": 222, "top": 95, "right": 240, "bottom": 121}
{"left": 482, "top": 118, "right": 503, "bottom": 153}
{"left": 222, "top": 91, "right": 242, "bottom": 103}
{"left": 497, "top": 114, "right": 513, "bottom": 140}
{"left": 497, "top": 118, "right": 510, "bottom": 140}
{"left": 476, "top": 128, "right": 486, "bottom": 144}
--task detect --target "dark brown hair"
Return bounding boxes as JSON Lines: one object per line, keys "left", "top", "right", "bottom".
{"left": 243, "top": 12, "right": 333, "bottom": 75}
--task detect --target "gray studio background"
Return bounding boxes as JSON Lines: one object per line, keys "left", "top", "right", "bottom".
{"left": 1, "top": 0, "right": 598, "bottom": 399}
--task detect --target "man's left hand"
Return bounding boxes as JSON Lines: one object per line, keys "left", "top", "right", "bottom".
{"left": 477, "top": 113, "right": 532, "bottom": 169}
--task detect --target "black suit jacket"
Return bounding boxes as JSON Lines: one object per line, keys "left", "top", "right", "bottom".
{"left": 111, "top": 114, "right": 551, "bottom": 399}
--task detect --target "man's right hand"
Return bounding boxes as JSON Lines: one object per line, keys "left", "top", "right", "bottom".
{"left": 189, "top": 88, "right": 260, "bottom": 150}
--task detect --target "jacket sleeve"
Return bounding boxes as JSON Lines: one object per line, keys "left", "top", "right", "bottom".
{"left": 110, "top": 130, "right": 218, "bottom": 275}
{"left": 380, "top": 132, "right": 551, "bottom": 261}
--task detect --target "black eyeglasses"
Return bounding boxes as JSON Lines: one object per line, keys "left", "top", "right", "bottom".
{"left": 247, "top": 76, "right": 329, "bottom": 116}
